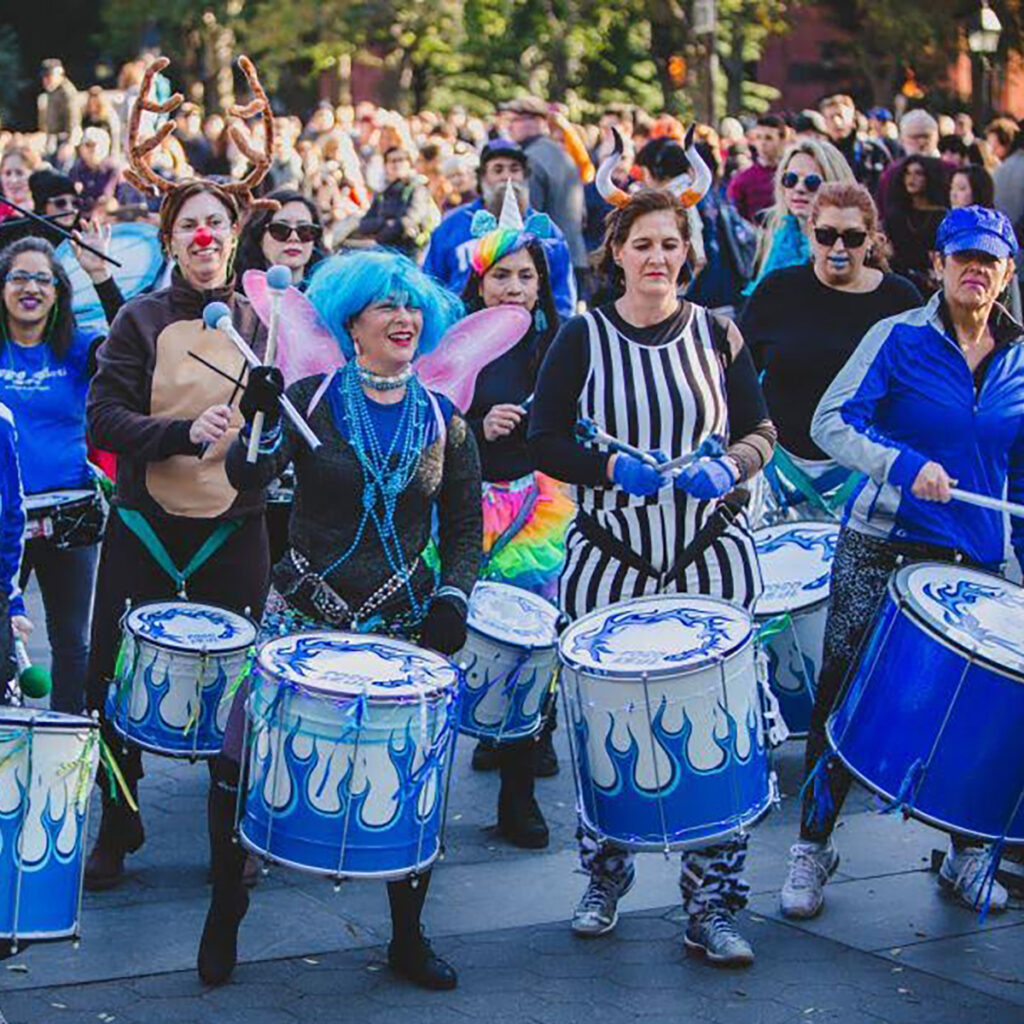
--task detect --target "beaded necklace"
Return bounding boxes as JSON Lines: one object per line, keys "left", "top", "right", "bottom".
{"left": 322, "top": 361, "right": 431, "bottom": 618}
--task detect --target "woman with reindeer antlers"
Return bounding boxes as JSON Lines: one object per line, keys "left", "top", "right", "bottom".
{"left": 529, "top": 161, "right": 777, "bottom": 965}
{"left": 83, "top": 55, "right": 275, "bottom": 890}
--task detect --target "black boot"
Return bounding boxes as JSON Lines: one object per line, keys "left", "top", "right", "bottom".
{"left": 497, "top": 740, "right": 549, "bottom": 849}
{"left": 471, "top": 738, "right": 500, "bottom": 772}
{"left": 197, "top": 756, "right": 249, "bottom": 986}
{"left": 84, "top": 775, "right": 144, "bottom": 891}
{"left": 386, "top": 871, "right": 457, "bottom": 990}
{"left": 533, "top": 699, "right": 559, "bottom": 778}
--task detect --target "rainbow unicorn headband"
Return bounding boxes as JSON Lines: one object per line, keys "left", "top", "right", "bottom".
{"left": 596, "top": 124, "right": 712, "bottom": 209}
{"left": 469, "top": 180, "right": 555, "bottom": 276}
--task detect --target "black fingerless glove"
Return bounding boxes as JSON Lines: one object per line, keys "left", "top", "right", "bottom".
{"left": 240, "top": 366, "right": 285, "bottom": 428}
{"left": 419, "top": 595, "right": 468, "bottom": 656}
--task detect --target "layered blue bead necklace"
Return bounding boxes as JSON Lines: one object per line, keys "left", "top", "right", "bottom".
{"left": 322, "top": 360, "right": 431, "bottom": 618}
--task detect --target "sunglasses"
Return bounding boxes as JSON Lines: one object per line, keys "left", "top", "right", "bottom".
{"left": 47, "top": 196, "right": 77, "bottom": 211}
{"left": 266, "top": 222, "right": 319, "bottom": 243}
{"left": 813, "top": 226, "right": 868, "bottom": 249}
{"left": 5, "top": 270, "right": 57, "bottom": 289}
{"left": 781, "top": 172, "right": 823, "bottom": 192}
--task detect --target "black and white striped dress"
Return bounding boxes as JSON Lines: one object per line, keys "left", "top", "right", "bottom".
{"left": 558, "top": 304, "right": 762, "bottom": 618}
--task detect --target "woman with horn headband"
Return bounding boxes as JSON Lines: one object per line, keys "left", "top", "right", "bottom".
{"left": 529, "top": 182, "right": 777, "bottom": 967}
{"left": 83, "top": 55, "right": 275, "bottom": 889}
{"left": 459, "top": 181, "right": 574, "bottom": 848}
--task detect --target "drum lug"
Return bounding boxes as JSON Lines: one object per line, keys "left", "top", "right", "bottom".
{"left": 769, "top": 770, "right": 781, "bottom": 807}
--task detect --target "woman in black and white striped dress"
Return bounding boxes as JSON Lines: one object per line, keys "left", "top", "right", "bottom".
{"left": 529, "top": 188, "right": 776, "bottom": 967}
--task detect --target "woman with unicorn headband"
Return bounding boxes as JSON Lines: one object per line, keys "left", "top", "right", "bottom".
{"left": 458, "top": 181, "right": 575, "bottom": 849}
{"left": 529, "top": 167, "right": 777, "bottom": 966}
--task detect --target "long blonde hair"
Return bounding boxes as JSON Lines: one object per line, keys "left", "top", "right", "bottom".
{"left": 754, "top": 138, "right": 854, "bottom": 274}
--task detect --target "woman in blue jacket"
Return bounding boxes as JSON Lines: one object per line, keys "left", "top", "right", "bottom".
{"left": 0, "top": 237, "right": 103, "bottom": 712}
{"left": 779, "top": 205, "right": 1024, "bottom": 920}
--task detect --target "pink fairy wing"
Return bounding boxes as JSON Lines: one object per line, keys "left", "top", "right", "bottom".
{"left": 243, "top": 270, "right": 344, "bottom": 385}
{"left": 415, "top": 306, "right": 532, "bottom": 412}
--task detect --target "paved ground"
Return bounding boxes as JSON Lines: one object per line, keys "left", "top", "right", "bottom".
{"left": 3, "top": 586, "right": 1024, "bottom": 1024}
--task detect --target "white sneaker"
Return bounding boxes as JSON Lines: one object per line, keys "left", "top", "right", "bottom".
{"left": 571, "top": 870, "right": 636, "bottom": 937}
{"left": 939, "top": 843, "right": 1008, "bottom": 914}
{"left": 780, "top": 839, "right": 840, "bottom": 919}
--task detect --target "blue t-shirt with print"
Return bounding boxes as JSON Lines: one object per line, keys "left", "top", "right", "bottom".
{"left": 0, "top": 327, "right": 95, "bottom": 495}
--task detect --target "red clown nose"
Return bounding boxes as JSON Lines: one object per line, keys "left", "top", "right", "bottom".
{"left": 192, "top": 226, "right": 215, "bottom": 248}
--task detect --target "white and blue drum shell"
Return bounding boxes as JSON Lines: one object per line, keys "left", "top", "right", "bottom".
{"left": 241, "top": 632, "right": 461, "bottom": 880}
{"left": 0, "top": 709, "right": 100, "bottom": 941}
{"left": 753, "top": 522, "right": 839, "bottom": 737}
{"left": 456, "top": 582, "right": 560, "bottom": 741}
{"left": 829, "top": 564, "right": 1024, "bottom": 843}
{"left": 107, "top": 601, "right": 257, "bottom": 759}
{"left": 559, "top": 595, "right": 772, "bottom": 851}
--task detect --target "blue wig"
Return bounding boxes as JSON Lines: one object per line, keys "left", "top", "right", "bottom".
{"left": 306, "top": 249, "right": 463, "bottom": 360}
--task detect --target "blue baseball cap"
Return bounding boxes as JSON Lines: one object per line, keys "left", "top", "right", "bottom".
{"left": 867, "top": 107, "right": 893, "bottom": 122}
{"left": 936, "top": 205, "right": 1019, "bottom": 260}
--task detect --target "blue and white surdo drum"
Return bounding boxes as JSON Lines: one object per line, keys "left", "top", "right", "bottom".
{"left": 559, "top": 595, "right": 775, "bottom": 851}
{"left": 753, "top": 522, "right": 839, "bottom": 736}
{"left": 829, "top": 564, "right": 1024, "bottom": 842}
{"left": 0, "top": 708, "right": 100, "bottom": 945}
{"left": 240, "top": 632, "right": 461, "bottom": 879}
{"left": 456, "top": 582, "right": 560, "bottom": 741}
{"left": 107, "top": 601, "right": 256, "bottom": 759}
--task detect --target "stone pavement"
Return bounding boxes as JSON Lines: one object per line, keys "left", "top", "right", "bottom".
{"left": 3, "top": 587, "right": 1024, "bottom": 1024}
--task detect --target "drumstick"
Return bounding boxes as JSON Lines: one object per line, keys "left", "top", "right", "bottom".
{"left": 202, "top": 302, "right": 321, "bottom": 451}
{"left": 574, "top": 418, "right": 662, "bottom": 467}
{"left": 0, "top": 196, "right": 121, "bottom": 267}
{"left": 247, "top": 265, "right": 291, "bottom": 464}
{"left": 950, "top": 487, "right": 1024, "bottom": 519}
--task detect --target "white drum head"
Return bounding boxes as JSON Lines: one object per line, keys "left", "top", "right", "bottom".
{"left": 753, "top": 522, "right": 839, "bottom": 617}
{"left": 560, "top": 594, "right": 753, "bottom": 678}
{"left": 0, "top": 707, "right": 95, "bottom": 731}
{"left": 257, "top": 631, "right": 460, "bottom": 700}
{"left": 24, "top": 489, "right": 95, "bottom": 513}
{"left": 895, "top": 564, "right": 1024, "bottom": 676}
{"left": 125, "top": 602, "right": 256, "bottom": 652}
{"left": 468, "top": 582, "right": 559, "bottom": 649}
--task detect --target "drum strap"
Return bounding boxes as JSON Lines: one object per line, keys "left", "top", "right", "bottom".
{"left": 116, "top": 508, "right": 241, "bottom": 598}
{"left": 767, "top": 448, "right": 860, "bottom": 516}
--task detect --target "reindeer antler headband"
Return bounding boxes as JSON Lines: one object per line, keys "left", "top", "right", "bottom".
{"left": 126, "top": 55, "right": 278, "bottom": 213}
{"left": 596, "top": 125, "right": 712, "bottom": 210}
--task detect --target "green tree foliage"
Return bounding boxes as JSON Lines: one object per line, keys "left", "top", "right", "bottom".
{"left": 0, "top": 27, "right": 25, "bottom": 127}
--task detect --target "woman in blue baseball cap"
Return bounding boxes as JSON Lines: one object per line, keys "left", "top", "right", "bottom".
{"left": 779, "top": 204, "right": 1024, "bottom": 921}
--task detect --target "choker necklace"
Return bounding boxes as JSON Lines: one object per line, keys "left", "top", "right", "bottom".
{"left": 355, "top": 362, "right": 414, "bottom": 391}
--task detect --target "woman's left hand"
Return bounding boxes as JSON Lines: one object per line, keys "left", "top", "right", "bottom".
{"left": 11, "top": 615, "right": 33, "bottom": 642}
{"left": 674, "top": 457, "right": 739, "bottom": 500}
{"left": 419, "top": 596, "right": 467, "bottom": 655}
{"left": 71, "top": 219, "right": 113, "bottom": 285}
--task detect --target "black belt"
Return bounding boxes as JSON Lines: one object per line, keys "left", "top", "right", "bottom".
{"left": 576, "top": 493, "right": 748, "bottom": 590}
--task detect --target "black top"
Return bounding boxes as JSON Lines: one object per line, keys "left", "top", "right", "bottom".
{"left": 740, "top": 263, "right": 921, "bottom": 459}
{"left": 529, "top": 301, "right": 773, "bottom": 486}
{"left": 467, "top": 325, "right": 540, "bottom": 482}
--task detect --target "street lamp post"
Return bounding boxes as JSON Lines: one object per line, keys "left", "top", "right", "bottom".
{"left": 968, "top": 0, "right": 1003, "bottom": 126}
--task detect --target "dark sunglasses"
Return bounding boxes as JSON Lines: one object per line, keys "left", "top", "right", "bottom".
{"left": 813, "top": 226, "right": 868, "bottom": 249}
{"left": 266, "top": 222, "right": 320, "bottom": 243}
{"left": 781, "top": 171, "right": 823, "bottom": 192}
{"left": 47, "top": 195, "right": 77, "bottom": 211}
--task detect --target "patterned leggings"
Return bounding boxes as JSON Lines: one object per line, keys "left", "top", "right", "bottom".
{"left": 579, "top": 830, "right": 750, "bottom": 917}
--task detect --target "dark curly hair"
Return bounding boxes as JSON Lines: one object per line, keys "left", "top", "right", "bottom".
{"left": 0, "top": 236, "right": 76, "bottom": 359}
{"left": 235, "top": 188, "right": 324, "bottom": 286}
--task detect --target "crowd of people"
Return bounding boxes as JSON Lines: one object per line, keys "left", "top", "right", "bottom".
{"left": 1, "top": 50, "right": 1023, "bottom": 990}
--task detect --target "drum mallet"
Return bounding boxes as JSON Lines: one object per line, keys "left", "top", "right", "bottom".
{"left": 203, "top": 302, "right": 321, "bottom": 452}
{"left": 575, "top": 418, "right": 662, "bottom": 467}
{"left": 949, "top": 487, "right": 1024, "bottom": 520}
{"left": 12, "top": 630, "right": 52, "bottom": 700}
{"left": 246, "top": 264, "right": 291, "bottom": 464}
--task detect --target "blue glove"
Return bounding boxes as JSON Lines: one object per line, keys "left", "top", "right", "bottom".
{"left": 612, "top": 453, "right": 665, "bottom": 496}
{"left": 674, "top": 457, "right": 738, "bottom": 499}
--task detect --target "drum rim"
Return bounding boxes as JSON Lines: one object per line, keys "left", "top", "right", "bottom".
{"left": 466, "top": 581, "right": 560, "bottom": 650}
{"left": 23, "top": 488, "right": 97, "bottom": 510}
{"left": 558, "top": 593, "right": 754, "bottom": 679}
{"left": 255, "top": 629, "right": 460, "bottom": 699}
{"left": 889, "top": 563, "right": 1024, "bottom": 682}
{"left": 0, "top": 708, "right": 97, "bottom": 731}
{"left": 752, "top": 520, "right": 838, "bottom": 617}
{"left": 122, "top": 599, "right": 258, "bottom": 654}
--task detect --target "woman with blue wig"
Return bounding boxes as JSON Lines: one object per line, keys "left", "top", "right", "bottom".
{"left": 198, "top": 249, "right": 482, "bottom": 991}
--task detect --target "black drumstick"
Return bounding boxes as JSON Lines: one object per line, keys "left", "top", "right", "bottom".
{"left": 0, "top": 196, "right": 121, "bottom": 267}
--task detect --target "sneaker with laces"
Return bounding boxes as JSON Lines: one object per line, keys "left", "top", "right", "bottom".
{"left": 938, "top": 844, "right": 1008, "bottom": 913}
{"left": 780, "top": 839, "right": 840, "bottom": 919}
{"left": 571, "top": 870, "right": 635, "bottom": 937}
{"left": 684, "top": 911, "right": 755, "bottom": 967}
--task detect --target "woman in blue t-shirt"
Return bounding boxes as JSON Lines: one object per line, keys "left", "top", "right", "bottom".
{"left": 0, "top": 236, "right": 104, "bottom": 712}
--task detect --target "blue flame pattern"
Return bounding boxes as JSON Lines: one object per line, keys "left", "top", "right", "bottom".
{"left": 131, "top": 604, "right": 248, "bottom": 646}
{"left": 458, "top": 647, "right": 549, "bottom": 740}
{"left": 920, "top": 578, "right": 1024, "bottom": 665}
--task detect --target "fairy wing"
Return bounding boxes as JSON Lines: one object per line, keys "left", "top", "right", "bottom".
{"left": 243, "top": 269, "right": 343, "bottom": 385}
{"left": 415, "top": 305, "right": 532, "bottom": 412}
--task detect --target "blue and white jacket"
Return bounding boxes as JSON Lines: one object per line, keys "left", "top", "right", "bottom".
{"left": 811, "top": 292, "right": 1024, "bottom": 569}
{"left": 0, "top": 403, "right": 26, "bottom": 616}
